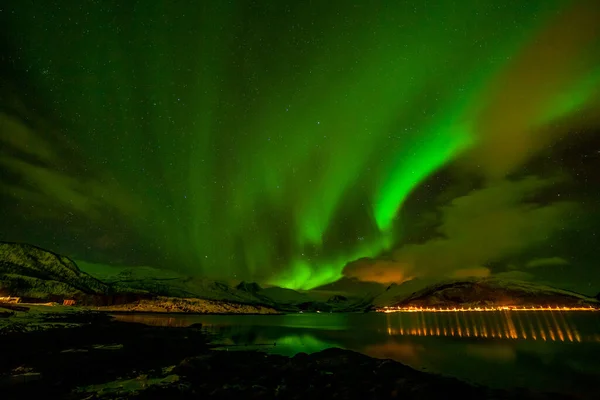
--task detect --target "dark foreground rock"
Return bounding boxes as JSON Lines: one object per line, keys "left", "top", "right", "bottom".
{"left": 0, "top": 314, "right": 577, "bottom": 400}
{"left": 158, "top": 349, "right": 572, "bottom": 400}
{"left": 0, "top": 313, "right": 209, "bottom": 399}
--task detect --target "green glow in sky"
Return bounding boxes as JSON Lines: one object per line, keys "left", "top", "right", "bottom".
{"left": 4, "top": 0, "right": 595, "bottom": 289}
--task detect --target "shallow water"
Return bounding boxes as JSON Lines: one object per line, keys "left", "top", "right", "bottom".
{"left": 114, "top": 311, "right": 600, "bottom": 396}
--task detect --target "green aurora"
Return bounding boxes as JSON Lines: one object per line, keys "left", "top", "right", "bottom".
{"left": 1, "top": 1, "right": 599, "bottom": 289}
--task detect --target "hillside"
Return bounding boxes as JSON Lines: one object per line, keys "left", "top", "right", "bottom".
{"left": 0, "top": 242, "right": 364, "bottom": 312}
{"left": 235, "top": 281, "right": 372, "bottom": 312}
{"left": 78, "top": 262, "right": 267, "bottom": 305}
{"left": 387, "top": 278, "right": 599, "bottom": 308}
{"left": 0, "top": 243, "right": 273, "bottom": 309}
{"left": 371, "top": 278, "right": 440, "bottom": 308}
{"left": 5, "top": 242, "right": 593, "bottom": 312}
{"left": 0, "top": 242, "right": 109, "bottom": 300}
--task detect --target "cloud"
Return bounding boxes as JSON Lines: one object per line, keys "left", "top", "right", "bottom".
{"left": 342, "top": 257, "right": 412, "bottom": 285}
{"left": 0, "top": 111, "right": 142, "bottom": 221}
{"left": 452, "top": 267, "right": 491, "bottom": 279}
{"left": 347, "top": 1, "right": 599, "bottom": 287}
{"left": 493, "top": 271, "right": 535, "bottom": 281}
{"left": 0, "top": 112, "right": 57, "bottom": 163}
{"left": 461, "top": 0, "right": 600, "bottom": 180}
{"left": 344, "top": 176, "right": 576, "bottom": 283}
{"left": 525, "top": 257, "right": 569, "bottom": 269}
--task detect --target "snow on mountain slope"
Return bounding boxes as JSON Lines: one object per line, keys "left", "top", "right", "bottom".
{"left": 77, "top": 261, "right": 262, "bottom": 304}
{"left": 372, "top": 278, "right": 440, "bottom": 308}
{"left": 388, "top": 278, "right": 599, "bottom": 308}
{"left": 0, "top": 242, "right": 109, "bottom": 300}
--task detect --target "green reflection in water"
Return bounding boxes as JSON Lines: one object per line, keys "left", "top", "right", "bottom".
{"left": 273, "top": 334, "right": 340, "bottom": 356}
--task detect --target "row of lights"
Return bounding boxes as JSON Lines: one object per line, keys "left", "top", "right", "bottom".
{"left": 377, "top": 306, "right": 598, "bottom": 313}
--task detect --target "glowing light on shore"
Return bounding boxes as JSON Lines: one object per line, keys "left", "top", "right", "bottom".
{"left": 382, "top": 309, "right": 595, "bottom": 342}
{"left": 377, "top": 306, "right": 598, "bottom": 313}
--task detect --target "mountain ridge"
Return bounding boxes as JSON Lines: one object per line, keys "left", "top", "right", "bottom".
{"left": 1, "top": 241, "right": 598, "bottom": 311}
{"left": 0, "top": 241, "right": 109, "bottom": 300}
{"left": 387, "top": 278, "right": 599, "bottom": 308}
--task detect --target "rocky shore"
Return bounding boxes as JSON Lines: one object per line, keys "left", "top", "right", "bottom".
{"left": 0, "top": 310, "right": 577, "bottom": 400}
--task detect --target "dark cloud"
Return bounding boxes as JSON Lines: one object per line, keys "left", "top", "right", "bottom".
{"left": 341, "top": 258, "right": 412, "bottom": 285}
{"left": 525, "top": 257, "right": 570, "bottom": 269}
{"left": 494, "top": 271, "right": 535, "bottom": 281}
{"left": 460, "top": 0, "right": 600, "bottom": 180}
{"left": 343, "top": 0, "right": 600, "bottom": 289}
{"left": 343, "top": 177, "right": 578, "bottom": 283}
{"left": 0, "top": 111, "right": 142, "bottom": 221}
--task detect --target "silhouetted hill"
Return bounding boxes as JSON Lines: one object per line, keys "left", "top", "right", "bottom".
{"left": 314, "top": 277, "right": 385, "bottom": 296}
{"left": 236, "top": 281, "right": 262, "bottom": 294}
{"left": 327, "top": 295, "right": 348, "bottom": 303}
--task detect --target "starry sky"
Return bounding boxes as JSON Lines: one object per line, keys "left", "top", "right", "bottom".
{"left": 1, "top": 1, "right": 599, "bottom": 294}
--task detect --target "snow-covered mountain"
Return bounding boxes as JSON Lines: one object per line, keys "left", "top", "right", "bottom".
{"left": 2, "top": 242, "right": 597, "bottom": 311}
{"left": 385, "top": 278, "right": 599, "bottom": 308}
{"left": 0, "top": 242, "right": 109, "bottom": 300}
{"left": 371, "top": 278, "right": 441, "bottom": 308}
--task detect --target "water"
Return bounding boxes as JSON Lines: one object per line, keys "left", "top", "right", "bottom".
{"left": 114, "top": 311, "right": 600, "bottom": 397}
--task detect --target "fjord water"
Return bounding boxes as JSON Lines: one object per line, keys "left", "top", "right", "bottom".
{"left": 115, "top": 312, "right": 600, "bottom": 396}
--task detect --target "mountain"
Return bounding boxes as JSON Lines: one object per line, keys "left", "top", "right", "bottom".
{"left": 236, "top": 281, "right": 262, "bottom": 294}
{"left": 235, "top": 281, "right": 338, "bottom": 311}
{"left": 77, "top": 262, "right": 273, "bottom": 305}
{"left": 386, "top": 278, "right": 599, "bottom": 308}
{"left": 261, "top": 286, "right": 314, "bottom": 305}
{"left": 6, "top": 242, "right": 592, "bottom": 313}
{"left": 313, "top": 277, "right": 385, "bottom": 297}
{"left": 0, "top": 242, "right": 109, "bottom": 300}
{"left": 327, "top": 295, "right": 348, "bottom": 303}
{"left": 371, "top": 278, "right": 441, "bottom": 308}
{"left": 0, "top": 242, "right": 268, "bottom": 306}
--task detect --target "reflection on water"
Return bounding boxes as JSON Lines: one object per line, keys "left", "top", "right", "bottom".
{"left": 116, "top": 310, "right": 599, "bottom": 343}
{"left": 382, "top": 310, "right": 591, "bottom": 342}
{"left": 113, "top": 312, "right": 600, "bottom": 397}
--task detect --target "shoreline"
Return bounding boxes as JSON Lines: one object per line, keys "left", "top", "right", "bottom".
{"left": 0, "top": 310, "right": 579, "bottom": 400}
{"left": 103, "top": 309, "right": 285, "bottom": 316}
{"left": 5, "top": 300, "right": 599, "bottom": 321}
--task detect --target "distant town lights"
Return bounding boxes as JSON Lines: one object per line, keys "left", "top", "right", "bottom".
{"left": 376, "top": 306, "right": 598, "bottom": 313}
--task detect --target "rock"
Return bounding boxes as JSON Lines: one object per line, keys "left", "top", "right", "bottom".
{"left": 60, "top": 348, "right": 89, "bottom": 353}
{"left": 4, "top": 372, "right": 43, "bottom": 385}
{"left": 0, "top": 316, "right": 579, "bottom": 400}
{"left": 293, "top": 352, "right": 309, "bottom": 361}
{"left": 92, "top": 343, "right": 124, "bottom": 351}
{"left": 0, "top": 310, "right": 15, "bottom": 318}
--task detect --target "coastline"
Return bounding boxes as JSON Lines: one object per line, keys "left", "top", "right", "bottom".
{"left": 0, "top": 308, "right": 578, "bottom": 400}
{"left": 102, "top": 310, "right": 284, "bottom": 315}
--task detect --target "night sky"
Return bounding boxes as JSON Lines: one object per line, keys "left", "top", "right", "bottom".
{"left": 1, "top": 1, "right": 599, "bottom": 293}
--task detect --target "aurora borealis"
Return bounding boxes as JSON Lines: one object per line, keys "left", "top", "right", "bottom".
{"left": 1, "top": 1, "right": 599, "bottom": 292}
